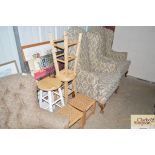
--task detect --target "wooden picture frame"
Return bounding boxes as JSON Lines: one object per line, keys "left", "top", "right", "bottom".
{"left": 0, "top": 60, "right": 19, "bottom": 78}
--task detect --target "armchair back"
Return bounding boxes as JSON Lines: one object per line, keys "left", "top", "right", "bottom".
{"left": 67, "top": 27, "right": 91, "bottom": 72}
{"left": 88, "top": 26, "right": 114, "bottom": 55}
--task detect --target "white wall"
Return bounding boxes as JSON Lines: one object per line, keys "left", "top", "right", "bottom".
{"left": 0, "top": 26, "right": 21, "bottom": 72}
{"left": 112, "top": 26, "right": 155, "bottom": 82}
{"left": 18, "top": 26, "right": 88, "bottom": 45}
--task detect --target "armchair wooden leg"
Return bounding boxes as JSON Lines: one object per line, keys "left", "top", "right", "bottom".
{"left": 115, "top": 86, "right": 119, "bottom": 94}
{"left": 98, "top": 102, "right": 106, "bottom": 113}
{"left": 125, "top": 71, "right": 128, "bottom": 77}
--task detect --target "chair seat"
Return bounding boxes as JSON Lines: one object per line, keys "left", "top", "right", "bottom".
{"left": 69, "top": 94, "right": 96, "bottom": 112}
{"left": 37, "top": 76, "right": 62, "bottom": 91}
{"left": 57, "top": 104, "right": 84, "bottom": 128}
{"left": 37, "top": 77, "right": 64, "bottom": 112}
{"left": 57, "top": 69, "right": 76, "bottom": 82}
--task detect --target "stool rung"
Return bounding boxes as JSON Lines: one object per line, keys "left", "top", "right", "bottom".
{"left": 55, "top": 103, "right": 63, "bottom": 108}
{"left": 42, "top": 98, "right": 48, "bottom": 103}
{"left": 56, "top": 53, "right": 64, "bottom": 57}
{"left": 54, "top": 92, "right": 60, "bottom": 96}
{"left": 57, "top": 59, "right": 65, "bottom": 63}
{"left": 68, "top": 55, "right": 76, "bottom": 61}
{"left": 53, "top": 38, "right": 64, "bottom": 43}
{"left": 68, "top": 41, "right": 78, "bottom": 46}
{"left": 53, "top": 43, "right": 64, "bottom": 49}
{"left": 53, "top": 98, "right": 61, "bottom": 104}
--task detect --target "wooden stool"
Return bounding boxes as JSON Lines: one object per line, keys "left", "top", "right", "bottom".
{"left": 69, "top": 94, "right": 96, "bottom": 125}
{"left": 49, "top": 32, "right": 82, "bottom": 104}
{"left": 37, "top": 76, "right": 64, "bottom": 112}
{"left": 57, "top": 104, "right": 85, "bottom": 128}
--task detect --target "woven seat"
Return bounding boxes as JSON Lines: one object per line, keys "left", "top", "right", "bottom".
{"left": 57, "top": 104, "right": 84, "bottom": 128}
{"left": 69, "top": 94, "right": 96, "bottom": 125}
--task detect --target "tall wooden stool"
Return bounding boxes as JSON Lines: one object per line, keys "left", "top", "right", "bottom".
{"left": 37, "top": 76, "right": 64, "bottom": 112}
{"left": 49, "top": 32, "right": 82, "bottom": 104}
{"left": 69, "top": 94, "right": 96, "bottom": 125}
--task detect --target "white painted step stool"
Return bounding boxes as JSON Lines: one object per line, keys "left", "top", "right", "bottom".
{"left": 37, "top": 76, "right": 64, "bottom": 112}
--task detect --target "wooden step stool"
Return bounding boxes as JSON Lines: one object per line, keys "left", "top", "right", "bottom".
{"left": 57, "top": 104, "right": 85, "bottom": 128}
{"left": 69, "top": 94, "right": 96, "bottom": 125}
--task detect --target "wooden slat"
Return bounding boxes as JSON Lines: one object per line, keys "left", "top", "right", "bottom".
{"left": 57, "top": 59, "right": 65, "bottom": 63}
{"left": 53, "top": 38, "right": 64, "bottom": 43}
{"left": 53, "top": 43, "right": 64, "bottom": 49}
{"left": 56, "top": 55, "right": 76, "bottom": 63}
{"left": 68, "top": 41, "right": 78, "bottom": 47}
{"left": 74, "top": 33, "right": 82, "bottom": 73}
{"left": 53, "top": 41, "right": 78, "bottom": 50}
{"left": 56, "top": 53, "right": 64, "bottom": 57}
{"left": 68, "top": 55, "right": 76, "bottom": 61}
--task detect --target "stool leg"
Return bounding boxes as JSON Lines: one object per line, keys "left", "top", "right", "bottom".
{"left": 72, "top": 79, "right": 76, "bottom": 97}
{"left": 92, "top": 102, "right": 96, "bottom": 114}
{"left": 58, "top": 87, "right": 65, "bottom": 107}
{"left": 39, "top": 90, "right": 43, "bottom": 108}
{"left": 52, "top": 91, "right": 56, "bottom": 109}
{"left": 64, "top": 81, "right": 68, "bottom": 104}
{"left": 83, "top": 111, "right": 86, "bottom": 125}
{"left": 79, "top": 113, "right": 85, "bottom": 128}
{"left": 48, "top": 91, "right": 53, "bottom": 112}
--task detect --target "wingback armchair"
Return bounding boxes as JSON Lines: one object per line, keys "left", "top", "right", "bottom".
{"left": 67, "top": 27, "right": 121, "bottom": 112}
{"left": 0, "top": 74, "right": 69, "bottom": 128}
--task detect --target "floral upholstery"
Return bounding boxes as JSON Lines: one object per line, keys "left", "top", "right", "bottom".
{"left": 106, "top": 51, "right": 127, "bottom": 61}
{"left": 88, "top": 26, "right": 114, "bottom": 55}
{"left": 68, "top": 27, "right": 91, "bottom": 71}
{"left": 67, "top": 27, "right": 121, "bottom": 105}
{"left": 86, "top": 32, "right": 117, "bottom": 73}
{"left": 88, "top": 26, "right": 131, "bottom": 77}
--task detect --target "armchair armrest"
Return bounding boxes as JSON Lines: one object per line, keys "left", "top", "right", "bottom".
{"left": 38, "top": 109, "right": 69, "bottom": 128}
{"left": 77, "top": 69, "right": 99, "bottom": 85}
{"left": 106, "top": 50, "right": 128, "bottom": 61}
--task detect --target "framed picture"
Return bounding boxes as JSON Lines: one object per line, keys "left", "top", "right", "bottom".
{"left": 0, "top": 60, "right": 19, "bottom": 78}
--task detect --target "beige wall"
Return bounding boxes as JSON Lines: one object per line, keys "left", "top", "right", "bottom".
{"left": 112, "top": 26, "right": 155, "bottom": 82}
